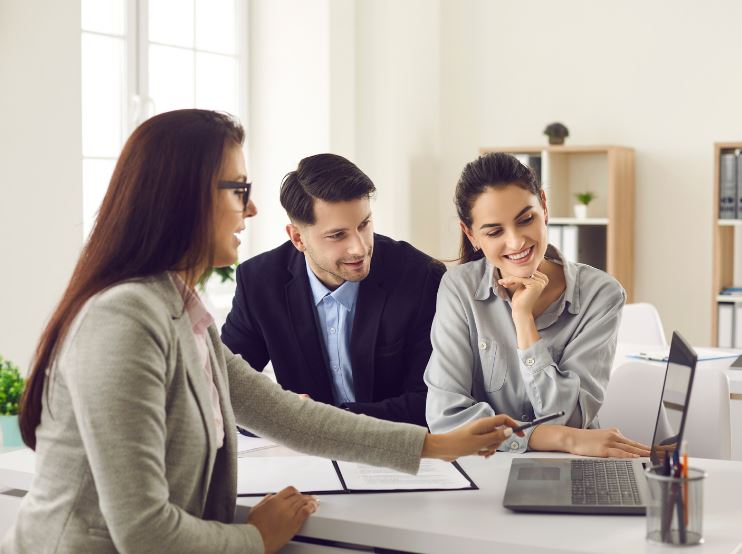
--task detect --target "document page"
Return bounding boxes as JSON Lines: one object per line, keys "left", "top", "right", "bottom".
{"left": 628, "top": 348, "right": 741, "bottom": 362}
{"left": 336, "top": 459, "right": 473, "bottom": 491}
{"left": 237, "top": 456, "right": 343, "bottom": 495}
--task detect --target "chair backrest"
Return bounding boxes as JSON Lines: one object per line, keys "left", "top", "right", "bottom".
{"left": 617, "top": 303, "right": 668, "bottom": 347}
{"left": 599, "top": 361, "right": 731, "bottom": 460}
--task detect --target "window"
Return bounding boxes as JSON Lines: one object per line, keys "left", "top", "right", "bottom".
{"left": 81, "top": 0, "right": 247, "bottom": 324}
{"left": 81, "top": 0, "right": 247, "bottom": 237}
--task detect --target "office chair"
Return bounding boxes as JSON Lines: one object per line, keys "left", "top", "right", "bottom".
{"left": 599, "top": 361, "right": 731, "bottom": 460}
{"left": 617, "top": 303, "right": 668, "bottom": 347}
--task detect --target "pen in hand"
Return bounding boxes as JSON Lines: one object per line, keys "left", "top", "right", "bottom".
{"left": 512, "top": 410, "right": 565, "bottom": 433}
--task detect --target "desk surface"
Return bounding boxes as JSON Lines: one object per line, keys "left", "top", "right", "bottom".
{"left": 233, "top": 451, "right": 742, "bottom": 554}
{"left": 0, "top": 448, "right": 741, "bottom": 553}
{"left": 614, "top": 343, "right": 742, "bottom": 395}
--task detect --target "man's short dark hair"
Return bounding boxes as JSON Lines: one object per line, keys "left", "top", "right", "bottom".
{"left": 280, "top": 153, "right": 376, "bottom": 225}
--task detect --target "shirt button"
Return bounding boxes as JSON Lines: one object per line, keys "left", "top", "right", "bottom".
{"left": 329, "top": 328, "right": 336, "bottom": 334}
{"left": 510, "top": 441, "right": 519, "bottom": 450}
{"left": 525, "top": 357, "right": 535, "bottom": 367}
{"left": 479, "top": 340, "right": 487, "bottom": 350}
{"left": 522, "top": 414, "right": 529, "bottom": 421}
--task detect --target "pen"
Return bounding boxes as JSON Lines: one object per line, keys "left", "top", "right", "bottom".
{"left": 660, "top": 450, "right": 671, "bottom": 542}
{"left": 512, "top": 410, "right": 565, "bottom": 433}
{"left": 682, "top": 440, "right": 689, "bottom": 530}
{"left": 662, "top": 449, "right": 671, "bottom": 476}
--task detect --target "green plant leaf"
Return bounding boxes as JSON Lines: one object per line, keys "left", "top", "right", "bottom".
{"left": 574, "top": 191, "right": 595, "bottom": 205}
{"left": 0, "top": 356, "right": 25, "bottom": 415}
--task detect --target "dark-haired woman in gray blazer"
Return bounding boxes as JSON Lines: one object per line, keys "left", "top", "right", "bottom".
{"left": 2, "top": 111, "right": 519, "bottom": 554}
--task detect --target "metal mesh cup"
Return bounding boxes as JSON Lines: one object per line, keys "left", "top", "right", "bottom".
{"left": 645, "top": 466, "right": 706, "bottom": 546}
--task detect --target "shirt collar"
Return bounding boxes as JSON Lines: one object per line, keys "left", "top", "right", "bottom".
{"left": 473, "top": 245, "right": 581, "bottom": 315}
{"left": 305, "top": 258, "right": 360, "bottom": 312}
{"left": 169, "top": 273, "right": 215, "bottom": 334}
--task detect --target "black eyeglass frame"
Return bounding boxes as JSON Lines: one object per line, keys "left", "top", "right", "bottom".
{"left": 217, "top": 180, "right": 252, "bottom": 212}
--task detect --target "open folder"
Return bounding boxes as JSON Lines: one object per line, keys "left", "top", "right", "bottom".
{"left": 237, "top": 456, "right": 477, "bottom": 496}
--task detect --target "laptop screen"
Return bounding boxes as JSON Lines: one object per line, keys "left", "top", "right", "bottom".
{"left": 648, "top": 331, "right": 697, "bottom": 468}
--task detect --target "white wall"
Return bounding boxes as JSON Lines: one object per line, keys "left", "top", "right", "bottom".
{"left": 246, "top": 0, "right": 357, "bottom": 257}
{"left": 349, "top": 0, "right": 742, "bottom": 345}
{"left": 0, "top": 0, "right": 82, "bottom": 371}
{"left": 355, "top": 0, "right": 442, "bottom": 254}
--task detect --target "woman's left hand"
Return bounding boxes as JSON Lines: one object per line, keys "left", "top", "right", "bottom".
{"left": 421, "top": 414, "right": 524, "bottom": 462}
{"left": 498, "top": 270, "right": 549, "bottom": 317}
{"left": 565, "top": 427, "right": 651, "bottom": 458}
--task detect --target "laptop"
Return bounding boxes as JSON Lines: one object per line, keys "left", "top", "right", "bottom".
{"left": 503, "top": 331, "right": 697, "bottom": 515}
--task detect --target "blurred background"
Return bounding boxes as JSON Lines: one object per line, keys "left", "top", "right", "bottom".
{"left": 2, "top": 0, "right": 742, "bottom": 371}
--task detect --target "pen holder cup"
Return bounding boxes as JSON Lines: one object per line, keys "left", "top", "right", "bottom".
{"left": 645, "top": 467, "right": 706, "bottom": 546}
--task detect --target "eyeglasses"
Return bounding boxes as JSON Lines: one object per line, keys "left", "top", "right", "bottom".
{"left": 218, "top": 180, "right": 252, "bottom": 212}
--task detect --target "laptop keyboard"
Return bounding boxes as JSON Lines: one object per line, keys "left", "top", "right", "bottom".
{"left": 570, "top": 459, "right": 641, "bottom": 506}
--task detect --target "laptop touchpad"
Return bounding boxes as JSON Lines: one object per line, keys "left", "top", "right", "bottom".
{"left": 518, "top": 467, "right": 560, "bottom": 480}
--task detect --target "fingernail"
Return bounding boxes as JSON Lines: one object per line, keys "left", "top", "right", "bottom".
{"left": 504, "top": 427, "right": 513, "bottom": 437}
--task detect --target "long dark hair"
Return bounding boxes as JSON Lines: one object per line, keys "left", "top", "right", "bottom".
{"left": 455, "top": 152, "right": 541, "bottom": 263}
{"left": 20, "top": 109, "right": 244, "bottom": 449}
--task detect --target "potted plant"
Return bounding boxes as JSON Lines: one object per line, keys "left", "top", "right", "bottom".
{"left": 0, "top": 356, "right": 25, "bottom": 447}
{"left": 543, "top": 122, "right": 569, "bottom": 145}
{"left": 198, "top": 264, "right": 237, "bottom": 291}
{"left": 573, "top": 192, "right": 595, "bottom": 219}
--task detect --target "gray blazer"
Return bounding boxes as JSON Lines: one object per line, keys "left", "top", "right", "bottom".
{"left": 2, "top": 274, "right": 426, "bottom": 554}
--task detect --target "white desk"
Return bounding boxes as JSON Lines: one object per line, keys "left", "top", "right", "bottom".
{"left": 234, "top": 452, "right": 742, "bottom": 553}
{"left": 614, "top": 343, "right": 742, "bottom": 460}
{"left": 1, "top": 448, "right": 741, "bottom": 553}
{"left": 613, "top": 343, "right": 742, "bottom": 395}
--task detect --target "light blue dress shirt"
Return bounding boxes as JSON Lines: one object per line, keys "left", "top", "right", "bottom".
{"left": 305, "top": 259, "right": 360, "bottom": 405}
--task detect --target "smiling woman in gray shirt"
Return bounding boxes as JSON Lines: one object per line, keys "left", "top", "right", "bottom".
{"left": 425, "top": 153, "right": 649, "bottom": 458}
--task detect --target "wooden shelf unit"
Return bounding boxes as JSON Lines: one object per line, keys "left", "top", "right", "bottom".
{"left": 479, "top": 145, "right": 635, "bottom": 301}
{"left": 711, "top": 142, "right": 742, "bottom": 345}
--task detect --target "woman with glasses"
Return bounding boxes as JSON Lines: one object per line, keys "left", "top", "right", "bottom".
{"left": 3, "top": 110, "right": 520, "bottom": 554}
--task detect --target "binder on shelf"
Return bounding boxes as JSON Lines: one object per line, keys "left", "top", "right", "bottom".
{"left": 561, "top": 225, "right": 578, "bottom": 262}
{"left": 737, "top": 152, "right": 742, "bottom": 219}
{"left": 720, "top": 152, "right": 737, "bottom": 219}
{"left": 548, "top": 225, "right": 563, "bottom": 251}
{"left": 718, "top": 303, "right": 735, "bottom": 348}
{"left": 736, "top": 304, "right": 742, "bottom": 348}
{"left": 513, "top": 153, "right": 542, "bottom": 185}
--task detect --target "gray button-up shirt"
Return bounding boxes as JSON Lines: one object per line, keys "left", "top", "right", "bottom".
{"left": 424, "top": 246, "right": 626, "bottom": 453}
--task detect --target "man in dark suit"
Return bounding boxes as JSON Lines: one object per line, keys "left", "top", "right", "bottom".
{"left": 221, "top": 153, "right": 444, "bottom": 426}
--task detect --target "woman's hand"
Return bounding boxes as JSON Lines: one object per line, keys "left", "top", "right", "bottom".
{"left": 246, "top": 486, "right": 318, "bottom": 554}
{"left": 422, "top": 414, "right": 523, "bottom": 461}
{"left": 498, "top": 270, "right": 549, "bottom": 317}
{"left": 563, "top": 427, "right": 651, "bottom": 458}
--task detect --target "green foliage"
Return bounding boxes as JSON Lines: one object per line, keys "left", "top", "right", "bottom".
{"left": 0, "top": 356, "right": 24, "bottom": 416}
{"left": 198, "top": 264, "right": 237, "bottom": 291}
{"left": 543, "top": 122, "right": 569, "bottom": 139}
{"left": 574, "top": 191, "right": 595, "bottom": 205}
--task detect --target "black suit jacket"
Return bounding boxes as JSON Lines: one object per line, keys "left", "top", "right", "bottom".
{"left": 221, "top": 234, "right": 445, "bottom": 426}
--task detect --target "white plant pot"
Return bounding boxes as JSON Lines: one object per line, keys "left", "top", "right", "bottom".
{"left": 573, "top": 204, "right": 588, "bottom": 219}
